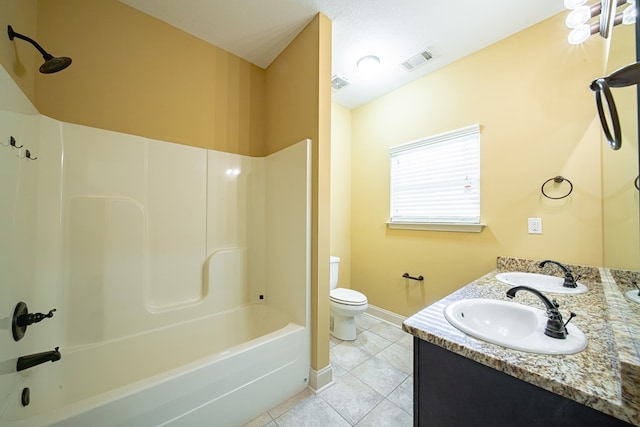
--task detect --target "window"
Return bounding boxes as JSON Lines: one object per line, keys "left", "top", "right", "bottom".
{"left": 388, "top": 124, "right": 483, "bottom": 232}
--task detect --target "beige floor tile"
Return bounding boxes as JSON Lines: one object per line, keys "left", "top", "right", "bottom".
{"left": 320, "top": 373, "right": 384, "bottom": 425}
{"left": 268, "top": 388, "right": 314, "bottom": 419}
{"left": 369, "top": 322, "right": 408, "bottom": 342}
{"left": 377, "top": 342, "right": 413, "bottom": 375}
{"left": 351, "top": 355, "right": 409, "bottom": 396}
{"left": 330, "top": 341, "right": 371, "bottom": 371}
{"left": 330, "top": 334, "right": 343, "bottom": 348}
{"left": 332, "top": 362, "right": 349, "bottom": 378}
{"left": 356, "top": 313, "right": 382, "bottom": 331}
{"left": 352, "top": 330, "right": 393, "bottom": 356}
{"left": 396, "top": 332, "right": 414, "bottom": 350}
{"left": 355, "top": 399, "right": 413, "bottom": 427}
{"left": 275, "top": 394, "right": 350, "bottom": 427}
{"left": 242, "top": 412, "right": 274, "bottom": 427}
{"left": 388, "top": 376, "right": 413, "bottom": 415}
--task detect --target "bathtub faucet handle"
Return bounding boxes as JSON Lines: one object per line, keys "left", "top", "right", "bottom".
{"left": 12, "top": 302, "right": 57, "bottom": 341}
{"left": 20, "top": 308, "right": 57, "bottom": 326}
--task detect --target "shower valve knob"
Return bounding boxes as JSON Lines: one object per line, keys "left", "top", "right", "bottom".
{"left": 19, "top": 308, "right": 56, "bottom": 326}
{"left": 11, "top": 302, "right": 57, "bottom": 342}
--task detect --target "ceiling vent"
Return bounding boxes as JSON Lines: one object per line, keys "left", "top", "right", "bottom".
{"left": 400, "top": 50, "right": 434, "bottom": 72}
{"left": 331, "top": 75, "right": 350, "bottom": 91}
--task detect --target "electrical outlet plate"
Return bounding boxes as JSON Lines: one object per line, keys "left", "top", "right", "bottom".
{"left": 528, "top": 217, "right": 542, "bottom": 234}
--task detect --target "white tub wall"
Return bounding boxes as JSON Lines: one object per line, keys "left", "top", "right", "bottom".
{"left": 61, "top": 123, "right": 150, "bottom": 344}
{"left": 35, "top": 116, "right": 64, "bottom": 321}
{"left": 58, "top": 123, "right": 261, "bottom": 344}
{"left": 206, "top": 150, "right": 266, "bottom": 306}
{"left": 146, "top": 140, "right": 208, "bottom": 310}
{"left": 55, "top": 122, "right": 284, "bottom": 344}
{"left": 0, "top": 64, "right": 51, "bottom": 413}
{"left": 206, "top": 150, "right": 252, "bottom": 249}
{"left": 0, "top": 110, "right": 41, "bottom": 409}
{"left": 265, "top": 140, "right": 312, "bottom": 327}
{"left": 0, "top": 110, "right": 40, "bottom": 306}
{"left": 246, "top": 157, "right": 267, "bottom": 302}
{"left": 31, "top": 116, "right": 66, "bottom": 402}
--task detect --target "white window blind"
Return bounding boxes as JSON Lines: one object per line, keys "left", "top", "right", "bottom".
{"left": 389, "top": 124, "right": 480, "bottom": 225}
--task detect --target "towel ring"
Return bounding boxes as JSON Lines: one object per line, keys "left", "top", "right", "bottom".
{"left": 541, "top": 176, "right": 573, "bottom": 200}
{"left": 635, "top": 175, "right": 639, "bottom": 191}
{"left": 590, "top": 78, "right": 621, "bottom": 150}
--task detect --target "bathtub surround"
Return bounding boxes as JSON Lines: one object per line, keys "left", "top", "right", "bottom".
{"left": 0, "top": 63, "right": 312, "bottom": 425}
{"left": 1, "top": 1, "right": 333, "bottom": 384}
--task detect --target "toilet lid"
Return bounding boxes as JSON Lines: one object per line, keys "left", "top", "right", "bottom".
{"left": 330, "top": 288, "right": 367, "bottom": 305}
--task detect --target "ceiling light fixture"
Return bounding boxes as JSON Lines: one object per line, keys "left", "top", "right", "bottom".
{"left": 356, "top": 55, "right": 381, "bottom": 79}
{"left": 564, "top": 0, "right": 635, "bottom": 45}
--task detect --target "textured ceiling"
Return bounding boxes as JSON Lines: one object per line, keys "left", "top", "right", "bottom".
{"left": 120, "top": 0, "right": 565, "bottom": 109}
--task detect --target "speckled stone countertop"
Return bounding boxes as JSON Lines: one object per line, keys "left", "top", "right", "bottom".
{"left": 402, "top": 257, "right": 640, "bottom": 426}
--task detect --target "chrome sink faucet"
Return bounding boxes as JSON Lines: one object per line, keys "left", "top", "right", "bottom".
{"left": 538, "top": 260, "right": 577, "bottom": 288}
{"left": 506, "top": 286, "right": 576, "bottom": 339}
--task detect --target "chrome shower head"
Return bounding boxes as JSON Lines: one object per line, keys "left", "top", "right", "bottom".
{"left": 7, "top": 25, "right": 72, "bottom": 74}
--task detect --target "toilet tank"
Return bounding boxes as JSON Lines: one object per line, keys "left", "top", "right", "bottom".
{"left": 330, "top": 256, "right": 340, "bottom": 290}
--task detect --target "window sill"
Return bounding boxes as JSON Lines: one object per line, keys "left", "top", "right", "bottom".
{"left": 386, "top": 221, "right": 486, "bottom": 233}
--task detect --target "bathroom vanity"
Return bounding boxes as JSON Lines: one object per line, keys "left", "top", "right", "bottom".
{"left": 403, "top": 257, "right": 640, "bottom": 427}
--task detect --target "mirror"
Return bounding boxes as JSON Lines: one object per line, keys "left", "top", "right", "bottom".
{"left": 602, "top": 20, "right": 639, "bottom": 270}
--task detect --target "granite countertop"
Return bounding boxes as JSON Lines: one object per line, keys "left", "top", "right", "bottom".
{"left": 402, "top": 257, "right": 640, "bottom": 426}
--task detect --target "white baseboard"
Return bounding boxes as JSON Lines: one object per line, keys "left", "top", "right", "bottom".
{"left": 308, "top": 365, "right": 333, "bottom": 394}
{"left": 365, "top": 304, "right": 407, "bottom": 328}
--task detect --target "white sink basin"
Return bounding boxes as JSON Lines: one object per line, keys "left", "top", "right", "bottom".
{"left": 443, "top": 299, "right": 587, "bottom": 354}
{"left": 496, "top": 272, "right": 588, "bottom": 294}
{"left": 625, "top": 290, "right": 640, "bottom": 304}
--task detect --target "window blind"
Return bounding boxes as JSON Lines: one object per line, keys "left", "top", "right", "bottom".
{"left": 389, "top": 124, "right": 480, "bottom": 224}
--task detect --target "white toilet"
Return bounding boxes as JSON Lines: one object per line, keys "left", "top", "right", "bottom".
{"left": 330, "top": 256, "right": 368, "bottom": 340}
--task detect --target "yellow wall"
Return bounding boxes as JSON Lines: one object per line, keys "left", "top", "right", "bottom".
{"left": 265, "top": 14, "right": 333, "bottom": 371}
{"left": 0, "top": 0, "right": 38, "bottom": 101}
{"left": 350, "top": 12, "right": 607, "bottom": 317}
{"left": 602, "top": 24, "right": 639, "bottom": 269}
{"left": 331, "top": 102, "right": 352, "bottom": 285}
{"left": 33, "top": 0, "right": 265, "bottom": 156}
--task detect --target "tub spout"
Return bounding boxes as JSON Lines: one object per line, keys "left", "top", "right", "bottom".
{"left": 16, "top": 347, "right": 61, "bottom": 372}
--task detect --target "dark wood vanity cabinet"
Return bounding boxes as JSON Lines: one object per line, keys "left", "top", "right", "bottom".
{"left": 413, "top": 338, "right": 634, "bottom": 427}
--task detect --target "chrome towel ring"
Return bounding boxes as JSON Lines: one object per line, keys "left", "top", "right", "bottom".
{"left": 541, "top": 176, "right": 573, "bottom": 200}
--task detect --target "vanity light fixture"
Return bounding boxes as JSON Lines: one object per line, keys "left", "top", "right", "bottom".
{"left": 564, "top": 0, "right": 588, "bottom": 8}
{"left": 564, "top": 0, "right": 636, "bottom": 45}
{"left": 356, "top": 55, "right": 381, "bottom": 79}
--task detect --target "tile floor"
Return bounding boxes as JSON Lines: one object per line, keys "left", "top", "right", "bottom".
{"left": 244, "top": 314, "right": 414, "bottom": 427}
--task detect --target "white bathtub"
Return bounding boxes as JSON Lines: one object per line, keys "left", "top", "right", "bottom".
{"left": 1, "top": 304, "right": 309, "bottom": 427}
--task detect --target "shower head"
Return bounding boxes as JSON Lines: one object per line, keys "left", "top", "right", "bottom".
{"left": 7, "top": 25, "right": 72, "bottom": 74}
{"left": 39, "top": 56, "right": 72, "bottom": 74}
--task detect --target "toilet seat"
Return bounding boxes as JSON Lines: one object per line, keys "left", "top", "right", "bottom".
{"left": 330, "top": 288, "right": 367, "bottom": 306}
